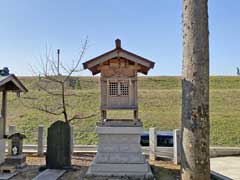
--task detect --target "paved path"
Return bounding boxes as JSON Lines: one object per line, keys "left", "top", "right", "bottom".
{"left": 211, "top": 156, "right": 240, "bottom": 180}
{"left": 32, "top": 169, "right": 66, "bottom": 180}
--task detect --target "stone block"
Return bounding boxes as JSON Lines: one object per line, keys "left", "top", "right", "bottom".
{"left": 149, "top": 128, "right": 157, "bottom": 161}
{"left": 0, "top": 172, "right": 18, "bottom": 180}
{"left": 173, "top": 129, "right": 181, "bottom": 165}
{"left": 5, "top": 154, "right": 26, "bottom": 165}
{"left": 32, "top": 169, "right": 66, "bottom": 180}
{"left": 38, "top": 125, "right": 44, "bottom": 156}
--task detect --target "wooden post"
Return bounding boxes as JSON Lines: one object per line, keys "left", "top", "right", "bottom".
{"left": 1, "top": 91, "right": 7, "bottom": 138}
{"left": 38, "top": 125, "right": 44, "bottom": 156}
{"left": 133, "top": 110, "right": 138, "bottom": 121}
{"left": 173, "top": 129, "right": 181, "bottom": 165}
{"left": 149, "top": 128, "right": 157, "bottom": 161}
{"left": 8, "top": 125, "right": 16, "bottom": 155}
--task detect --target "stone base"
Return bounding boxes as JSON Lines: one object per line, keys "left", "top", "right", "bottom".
{"left": 0, "top": 139, "right": 5, "bottom": 165}
{"left": 86, "top": 125, "right": 153, "bottom": 179}
{"left": 86, "top": 163, "right": 153, "bottom": 179}
{"left": 5, "top": 154, "right": 26, "bottom": 167}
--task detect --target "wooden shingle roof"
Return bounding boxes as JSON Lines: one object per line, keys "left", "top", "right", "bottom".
{"left": 83, "top": 39, "right": 155, "bottom": 75}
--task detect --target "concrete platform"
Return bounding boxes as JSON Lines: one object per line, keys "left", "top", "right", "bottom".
{"left": 211, "top": 156, "right": 240, "bottom": 180}
{"left": 86, "top": 126, "right": 153, "bottom": 179}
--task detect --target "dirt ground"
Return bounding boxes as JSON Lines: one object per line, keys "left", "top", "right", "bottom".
{"left": 9, "top": 154, "right": 180, "bottom": 180}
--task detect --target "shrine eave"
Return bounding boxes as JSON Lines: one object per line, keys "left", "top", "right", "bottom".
{"left": 0, "top": 74, "right": 28, "bottom": 92}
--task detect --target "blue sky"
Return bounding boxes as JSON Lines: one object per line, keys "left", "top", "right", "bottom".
{"left": 0, "top": 1, "right": 239, "bottom": 76}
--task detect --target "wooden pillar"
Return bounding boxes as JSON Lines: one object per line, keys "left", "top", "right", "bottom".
{"left": 38, "top": 125, "right": 44, "bottom": 156}
{"left": 1, "top": 91, "right": 7, "bottom": 138}
{"left": 101, "top": 110, "right": 107, "bottom": 122}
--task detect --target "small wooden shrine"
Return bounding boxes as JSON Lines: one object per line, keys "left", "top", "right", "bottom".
{"left": 0, "top": 67, "right": 28, "bottom": 164}
{"left": 83, "top": 39, "right": 154, "bottom": 123}
{"left": 83, "top": 40, "right": 155, "bottom": 178}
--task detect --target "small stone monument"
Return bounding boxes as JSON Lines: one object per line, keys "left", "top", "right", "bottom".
{"left": 46, "top": 121, "right": 71, "bottom": 169}
{"left": 5, "top": 133, "right": 27, "bottom": 167}
{"left": 83, "top": 39, "right": 155, "bottom": 179}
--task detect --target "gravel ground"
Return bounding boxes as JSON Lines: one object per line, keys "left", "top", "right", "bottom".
{"left": 8, "top": 154, "right": 179, "bottom": 180}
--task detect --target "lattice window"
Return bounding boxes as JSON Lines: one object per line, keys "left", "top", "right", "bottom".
{"left": 109, "top": 81, "right": 129, "bottom": 96}
{"left": 120, "top": 82, "right": 129, "bottom": 96}
{"left": 109, "top": 82, "right": 118, "bottom": 96}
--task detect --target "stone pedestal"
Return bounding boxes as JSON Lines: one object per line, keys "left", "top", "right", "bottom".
{"left": 0, "top": 139, "right": 5, "bottom": 165}
{"left": 5, "top": 154, "right": 26, "bottom": 168}
{"left": 86, "top": 126, "right": 153, "bottom": 179}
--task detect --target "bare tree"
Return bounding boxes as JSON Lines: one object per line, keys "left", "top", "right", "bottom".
{"left": 181, "top": 0, "right": 210, "bottom": 179}
{"left": 22, "top": 39, "right": 98, "bottom": 124}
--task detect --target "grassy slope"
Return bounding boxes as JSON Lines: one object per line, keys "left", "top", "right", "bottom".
{"left": 4, "top": 76, "right": 240, "bottom": 146}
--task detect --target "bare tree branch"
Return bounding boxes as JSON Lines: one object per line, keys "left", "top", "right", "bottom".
{"left": 68, "top": 112, "right": 99, "bottom": 122}
{"left": 24, "top": 38, "right": 93, "bottom": 123}
{"left": 19, "top": 98, "right": 63, "bottom": 116}
{"left": 63, "top": 38, "right": 88, "bottom": 82}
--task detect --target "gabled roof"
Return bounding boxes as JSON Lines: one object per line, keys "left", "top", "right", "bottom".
{"left": 0, "top": 74, "right": 28, "bottom": 92}
{"left": 83, "top": 39, "right": 155, "bottom": 75}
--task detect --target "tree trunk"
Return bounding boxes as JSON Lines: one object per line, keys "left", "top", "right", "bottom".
{"left": 181, "top": 0, "right": 210, "bottom": 179}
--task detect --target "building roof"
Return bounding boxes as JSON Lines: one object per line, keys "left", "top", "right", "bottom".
{"left": 0, "top": 74, "right": 28, "bottom": 92}
{"left": 83, "top": 39, "right": 155, "bottom": 75}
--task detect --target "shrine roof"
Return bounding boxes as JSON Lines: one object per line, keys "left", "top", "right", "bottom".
{"left": 83, "top": 39, "right": 155, "bottom": 75}
{"left": 0, "top": 68, "right": 28, "bottom": 92}
{"left": 8, "top": 132, "right": 26, "bottom": 139}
